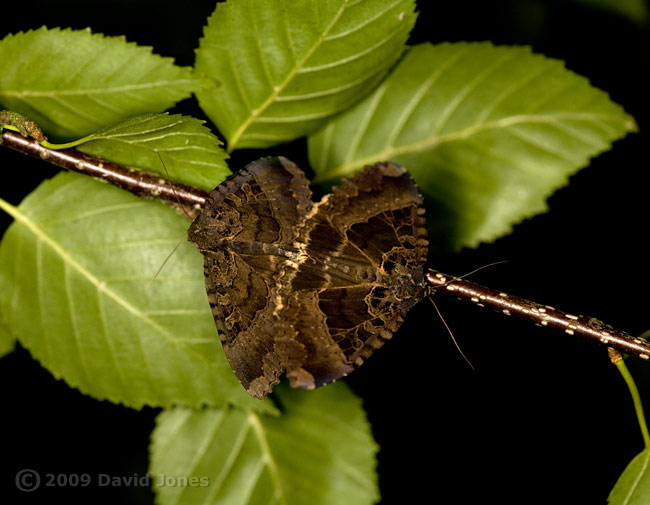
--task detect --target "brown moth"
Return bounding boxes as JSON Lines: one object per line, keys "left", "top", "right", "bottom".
{"left": 188, "top": 157, "right": 428, "bottom": 399}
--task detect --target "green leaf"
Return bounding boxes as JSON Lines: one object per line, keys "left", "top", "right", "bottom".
{"left": 0, "top": 173, "right": 274, "bottom": 413}
{"left": 0, "top": 247, "right": 15, "bottom": 359}
{"left": 0, "top": 27, "right": 206, "bottom": 141}
{"left": 195, "top": 0, "right": 416, "bottom": 151}
{"left": 73, "top": 114, "right": 230, "bottom": 191}
{"left": 609, "top": 449, "right": 650, "bottom": 504}
{"left": 0, "top": 313, "right": 14, "bottom": 359}
{"left": 308, "top": 42, "right": 637, "bottom": 251}
{"left": 150, "top": 382, "right": 379, "bottom": 505}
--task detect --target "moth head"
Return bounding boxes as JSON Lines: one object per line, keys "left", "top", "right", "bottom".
{"left": 392, "top": 267, "right": 427, "bottom": 305}
{"left": 187, "top": 201, "right": 242, "bottom": 250}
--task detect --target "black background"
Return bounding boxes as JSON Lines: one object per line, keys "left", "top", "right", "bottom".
{"left": 2, "top": 1, "right": 649, "bottom": 504}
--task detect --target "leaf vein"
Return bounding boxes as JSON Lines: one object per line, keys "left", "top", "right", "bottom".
{"left": 227, "top": 0, "right": 350, "bottom": 148}
{"left": 206, "top": 419, "right": 254, "bottom": 501}
{"left": 63, "top": 260, "right": 92, "bottom": 385}
{"left": 320, "top": 112, "right": 627, "bottom": 179}
{"left": 298, "top": 22, "right": 404, "bottom": 74}
{"left": 0, "top": 200, "right": 209, "bottom": 369}
{"left": 344, "top": 81, "right": 389, "bottom": 163}
{"left": 2, "top": 80, "right": 198, "bottom": 98}
{"left": 250, "top": 3, "right": 275, "bottom": 88}
{"left": 434, "top": 49, "right": 519, "bottom": 133}
{"left": 249, "top": 412, "right": 288, "bottom": 505}
{"left": 473, "top": 64, "right": 550, "bottom": 124}
{"left": 184, "top": 409, "right": 228, "bottom": 482}
{"left": 96, "top": 284, "right": 131, "bottom": 395}
{"left": 276, "top": 57, "right": 396, "bottom": 102}
{"left": 41, "top": 202, "right": 149, "bottom": 226}
{"left": 386, "top": 48, "right": 466, "bottom": 147}
{"left": 324, "top": 0, "right": 404, "bottom": 41}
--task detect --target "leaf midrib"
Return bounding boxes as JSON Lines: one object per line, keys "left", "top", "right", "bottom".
{"left": 249, "top": 411, "right": 288, "bottom": 505}
{"left": 0, "top": 80, "right": 198, "bottom": 98}
{"left": 227, "top": 0, "right": 350, "bottom": 151}
{"left": 315, "top": 111, "right": 631, "bottom": 181}
{"left": 622, "top": 450, "right": 650, "bottom": 505}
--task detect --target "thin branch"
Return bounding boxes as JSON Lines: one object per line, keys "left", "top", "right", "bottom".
{"left": 426, "top": 268, "right": 650, "bottom": 361}
{"left": 4, "top": 126, "right": 649, "bottom": 362}
{"left": 1, "top": 129, "right": 208, "bottom": 208}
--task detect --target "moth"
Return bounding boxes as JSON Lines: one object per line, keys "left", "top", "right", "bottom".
{"left": 188, "top": 157, "right": 428, "bottom": 399}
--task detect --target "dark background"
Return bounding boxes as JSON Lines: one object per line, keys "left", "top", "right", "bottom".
{"left": 2, "top": 1, "right": 649, "bottom": 504}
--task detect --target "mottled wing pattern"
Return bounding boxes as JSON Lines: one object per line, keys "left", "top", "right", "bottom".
{"left": 188, "top": 157, "right": 313, "bottom": 398}
{"left": 279, "top": 162, "right": 429, "bottom": 390}
{"left": 189, "top": 158, "right": 428, "bottom": 399}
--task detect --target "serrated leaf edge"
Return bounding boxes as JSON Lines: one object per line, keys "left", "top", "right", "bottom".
{"left": 312, "top": 42, "right": 638, "bottom": 182}
{"left": 222, "top": 1, "right": 349, "bottom": 150}
{"left": 0, "top": 196, "right": 235, "bottom": 393}
{"left": 0, "top": 26, "right": 197, "bottom": 98}
{"left": 213, "top": 0, "right": 411, "bottom": 151}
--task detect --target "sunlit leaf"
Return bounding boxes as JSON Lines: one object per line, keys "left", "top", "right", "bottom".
{"left": 609, "top": 449, "right": 650, "bottom": 504}
{"left": 309, "top": 42, "right": 637, "bottom": 250}
{"left": 195, "top": 0, "right": 416, "bottom": 150}
{"left": 150, "top": 382, "right": 379, "bottom": 505}
{"left": 0, "top": 27, "right": 206, "bottom": 141}
{"left": 0, "top": 173, "right": 274, "bottom": 413}
{"left": 74, "top": 114, "right": 230, "bottom": 191}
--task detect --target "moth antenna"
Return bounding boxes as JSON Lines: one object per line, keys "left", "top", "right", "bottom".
{"left": 427, "top": 260, "right": 508, "bottom": 296}
{"left": 146, "top": 152, "right": 195, "bottom": 289}
{"left": 424, "top": 261, "right": 507, "bottom": 368}
{"left": 156, "top": 151, "right": 195, "bottom": 221}
{"left": 146, "top": 230, "right": 190, "bottom": 290}
{"left": 429, "top": 297, "right": 475, "bottom": 371}
{"left": 425, "top": 261, "right": 508, "bottom": 297}
{"left": 454, "top": 260, "right": 509, "bottom": 281}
